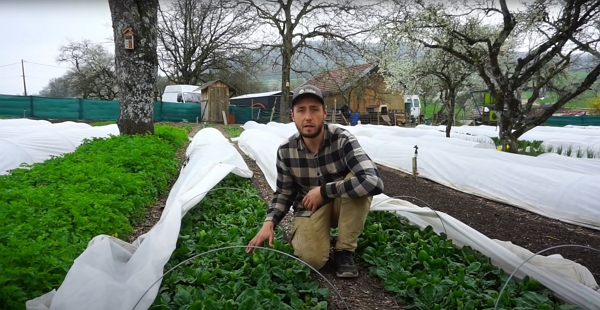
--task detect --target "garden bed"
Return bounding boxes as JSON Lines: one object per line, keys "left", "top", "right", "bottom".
{"left": 151, "top": 175, "right": 330, "bottom": 309}
{"left": 0, "top": 125, "right": 188, "bottom": 309}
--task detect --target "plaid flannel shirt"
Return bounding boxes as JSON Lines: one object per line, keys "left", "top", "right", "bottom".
{"left": 265, "top": 124, "right": 384, "bottom": 226}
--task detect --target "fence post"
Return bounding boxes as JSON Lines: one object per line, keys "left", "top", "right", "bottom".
{"left": 78, "top": 98, "right": 83, "bottom": 120}
{"left": 29, "top": 96, "right": 34, "bottom": 118}
{"left": 270, "top": 98, "right": 277, "bottom": 122}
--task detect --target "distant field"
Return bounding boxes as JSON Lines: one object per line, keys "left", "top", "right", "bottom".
{"left": 260, "top": 77, "right": 307, "bottom": 89}
{"left": 521, "top": 90, "right": 595, "bottom": 108}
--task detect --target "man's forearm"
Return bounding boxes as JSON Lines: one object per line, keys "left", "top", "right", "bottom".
{"left": 320, "top": 173, "right": 384, "bottom": 199}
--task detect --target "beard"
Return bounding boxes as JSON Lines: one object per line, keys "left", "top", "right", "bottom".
{"left": 296, "top": 121, "right": 324, "bottom": 139}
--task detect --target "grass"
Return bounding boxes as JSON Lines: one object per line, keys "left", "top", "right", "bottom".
{"left": 89, "top": 121, "right": 116, "bottom": 126}
{"left": 521, "top": 90, "right": 595, "bottom": 108}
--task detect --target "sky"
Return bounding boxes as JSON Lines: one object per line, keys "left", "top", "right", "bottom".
{"left": 0, "top": 0, "right": 113, "bottom": 95}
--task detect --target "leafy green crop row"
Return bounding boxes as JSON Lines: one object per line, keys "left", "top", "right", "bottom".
{"left": 0, "top": 125, "right": 188, "bottom": 309}
{"left": 356, "top": 212, "right": 583, "bottom": 310}
{"left": 152, "top": 175, "right": 329, "bottom": 310}
{"left": 224, "top": 125, "right": 243, "bottom": 138}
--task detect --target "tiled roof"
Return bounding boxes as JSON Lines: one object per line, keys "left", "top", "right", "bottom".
{"left": 302, "top": 62, "right": 378, "bottom": 95}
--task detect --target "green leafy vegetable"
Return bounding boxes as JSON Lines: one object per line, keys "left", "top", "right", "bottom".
{"left": 0, "top": 125, "right": 187, "bottom": 309}
{"left": 356, "top": 212, "right": 584, "bottom": 310}
{"left": 151, "top": 175, "right": 329, "bottom": 309}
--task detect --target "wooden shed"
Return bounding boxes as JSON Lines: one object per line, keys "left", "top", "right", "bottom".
{"left": 198, "top": 80, "right": 234, "bottom": 122}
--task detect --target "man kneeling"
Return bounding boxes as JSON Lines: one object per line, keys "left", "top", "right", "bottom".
{"left": 246, "top": 84, "right": 384, "bottom": 278}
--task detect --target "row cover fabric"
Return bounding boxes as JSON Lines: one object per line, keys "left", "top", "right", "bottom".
{"left": 0, "top": 120, "right": 120, "bottom": 175}
{"left": 236, "top": 124, "right": 600, "bottom": 309}
{"left": 416, "top": 124, "right": 600, "bottom": 156}
{"left": 0, "top": 118, "right": 52, "bottom": 127}
{"left": 242, "top": 122, "right": 600, "bottom": 229}
{"left": 0, "top": 121, "right": 91, "bottom": 138}
{"left": 26, "top": 128, "right": 253, "bottom": 310}
{"left": 242, "top": 121, "right": 495, "bottom": 145}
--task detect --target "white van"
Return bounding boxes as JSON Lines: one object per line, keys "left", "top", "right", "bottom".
{"left": 404, "top": 95, "right": 422, "bottom": 121}
{"left": 161, "top": 85, "right": 202, "bottom": 103}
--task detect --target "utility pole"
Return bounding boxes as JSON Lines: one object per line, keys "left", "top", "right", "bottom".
{"left": 21, "top": 59, "right": 27, "bottom": 96}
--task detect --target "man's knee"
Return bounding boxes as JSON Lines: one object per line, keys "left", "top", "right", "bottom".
{"left": 294, "top": 246, "right": 329, "bottom": 270}
{"left": 290, "top": 221, "right": 331, "bottom": 270}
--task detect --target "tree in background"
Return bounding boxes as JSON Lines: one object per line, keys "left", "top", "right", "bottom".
{"left": 39, "top": 76, "right": 79, "bottom": 98}
{"left": 108, "top": 0, "right": 159, "bottom": 135}
{"left": 240, "top": 0, "right": 377, "bottom": 122}
{"left": 415, "top": 75, "right": 441, "bottom": 121}
{"left": 378, "top": 40, "right": 477, "bottom": 137}
{"left": 40, "top": 40, "right": 118, "bottom": 100}
{"left": 377, "top": 0, "right": 600, "bottom": 152}
{"left": 157, "top": 0, "right": 260, "bottom": 85}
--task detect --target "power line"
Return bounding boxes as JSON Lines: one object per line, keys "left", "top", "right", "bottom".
{"left": 0, "top": 75, "right": 21, "bottom": 80}
{"left": 23, "top": 61, "right": 68, "bottom": 69}
{"left": 0, "top": 62, "right": 20, "bottom": 68}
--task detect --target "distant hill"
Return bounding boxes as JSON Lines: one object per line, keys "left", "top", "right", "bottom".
{"left": 250, "top": 40, "right": 377, "bottom": 88}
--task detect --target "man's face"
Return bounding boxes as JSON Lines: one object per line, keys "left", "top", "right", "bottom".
{"left": 291, "top": 96, "right": 327, "bottom": 139}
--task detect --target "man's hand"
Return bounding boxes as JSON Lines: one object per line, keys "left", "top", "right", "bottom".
{"left": 302, "top": 187, "right": 324, "bottom": 213}
{"left": 246, "top": 221, "right": 275, "bottom": 253}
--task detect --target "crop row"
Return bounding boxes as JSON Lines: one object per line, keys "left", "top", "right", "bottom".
{"left": 151, "top": 175, "right": 329, "bottom": 309}
{"left": 355, "top": 212, "right": 583, "bottom": 310}
{"left": 0, "top": 125, "right": 189, "bottom": 309}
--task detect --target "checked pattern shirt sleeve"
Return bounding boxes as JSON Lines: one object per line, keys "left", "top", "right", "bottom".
{"left": 264, "top": 148, "right": 297, "bottom": 226}
{"left": 320, "top": 133, "right": 383, "bottom": 199}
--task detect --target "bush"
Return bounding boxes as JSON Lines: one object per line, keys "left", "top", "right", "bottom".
{"left": 0, "top": 126, "right": 184, "bottom": 309}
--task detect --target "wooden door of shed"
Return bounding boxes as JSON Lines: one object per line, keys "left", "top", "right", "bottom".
{"left": 208, "top": 84, "right": 229, "bottom": 122}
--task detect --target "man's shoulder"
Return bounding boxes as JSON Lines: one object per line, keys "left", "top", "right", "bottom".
{"left": 327, "top": 124, "right": 356, "bottom": 142}
{"left": 277, "top": 132, "right": 299, "bottom": 151}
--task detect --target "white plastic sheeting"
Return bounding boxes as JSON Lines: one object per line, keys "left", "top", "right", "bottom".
{"left": 241, "top": 122, "right": 600, "bottom": 230}
{"left": 236, "top": 125, "right": 600, "bottom": 309}
{"left": 0, "top": 121, "right": 91, "bottom": 138}
{"left": 0, "top": 119, "right": 120, "bottom": 175}
{"left": 416, "top": 124, "right": 600, "bottom": 156}
{"left": 0, "top": 118, "right": 52, "bottom": 127}
{"left": 26, "top": 128, "right": 253, "bottom": 310}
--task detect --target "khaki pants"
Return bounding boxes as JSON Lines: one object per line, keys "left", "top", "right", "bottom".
{"left": 290, "top": 176, "right": 371, "bottom": 270}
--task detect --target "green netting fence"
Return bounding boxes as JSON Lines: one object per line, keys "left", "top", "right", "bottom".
{"left": 545, "top": 116, "right": 600, "bottom": 127}
{"left": 229, "top": 106, "right": 280, "bottom": 124}
{"left": 0, "top": 94, "right": 201, "bottom": 122}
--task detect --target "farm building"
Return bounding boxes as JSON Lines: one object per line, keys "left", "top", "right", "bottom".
{"left": 197, "top": 80, "right": 234, "bottom": 123}
{"left": 229, "top": 91, "right": 292, "bottom": 110}
{"left": 301, "top": 61, "right": 405, "bottom": 113}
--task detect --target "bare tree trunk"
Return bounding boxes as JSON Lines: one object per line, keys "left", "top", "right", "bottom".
{"left": 497, "top": 93, "right": 520, "bottom": 153}
{"left": 445, "top": 90, "right": 455, "bottom": 138}
{"left": 279, "top": 38, "right": 293, "bottom": 123}
{"left": 109, "top": 0, "right": 158, "bottom": 135}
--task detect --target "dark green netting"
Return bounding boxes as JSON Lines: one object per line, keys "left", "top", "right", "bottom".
{"left": 0, "top": 95, "right": 201, "bottom": 122}
{"left": 229, "top": 106, "right": 280, "bottom": 124}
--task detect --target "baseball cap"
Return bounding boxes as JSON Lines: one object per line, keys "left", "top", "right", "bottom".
{"left": 291, "top": 84, "right": 325, "bottom": 106}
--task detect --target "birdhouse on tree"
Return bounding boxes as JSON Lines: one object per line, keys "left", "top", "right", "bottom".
{"left": 123, "top": 28, "right": 134, "bottom": 50}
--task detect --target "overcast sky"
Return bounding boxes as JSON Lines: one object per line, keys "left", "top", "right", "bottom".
{"left": 0, "top": 0, "right": 113, "bottom": 96}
